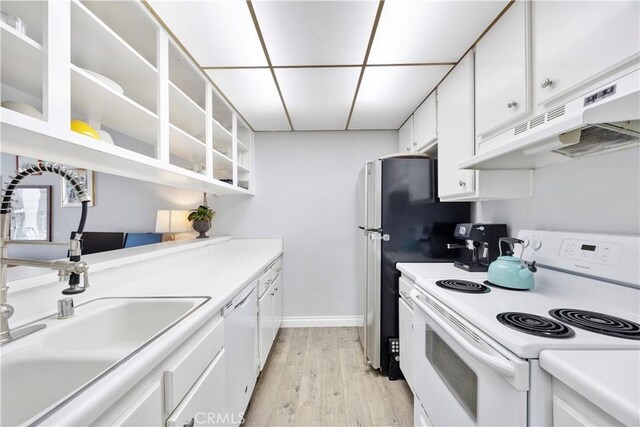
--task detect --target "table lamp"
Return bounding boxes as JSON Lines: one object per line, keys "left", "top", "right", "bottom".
{"left": 155, "top": 210, "right": 191, "bottom": 241}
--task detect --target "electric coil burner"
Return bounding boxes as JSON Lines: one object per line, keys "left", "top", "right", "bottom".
{"left": 497, "top": 312, "right": 575, "bottom": 338}
{"left": 549, "top": 308, "right": 640, "bottom": 340}
{"left": 435, "top": 279, "right": 491, "bottom": 294}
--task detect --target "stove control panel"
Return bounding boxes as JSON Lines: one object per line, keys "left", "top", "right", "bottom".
{"left": 559, "top": 239, "right": 623, "bottom": 266}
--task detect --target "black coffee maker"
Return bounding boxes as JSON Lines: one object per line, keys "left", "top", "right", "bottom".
{"left": 449, "top": 223, "right": 507, "bottom": 272}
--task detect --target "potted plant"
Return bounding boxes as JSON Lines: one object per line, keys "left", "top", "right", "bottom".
{"left": 188, "top": 204, "right": 215, "bottom": 239}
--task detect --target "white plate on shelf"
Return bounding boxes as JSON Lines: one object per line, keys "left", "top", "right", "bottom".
{"left": 1, "top": 101, "right": 43, "bottom": 120}
{"left": 79, "top": 67, "right": 124, "bottom": 95}
{"left": 98, "top": 129, "right": 115, "bottom": 145}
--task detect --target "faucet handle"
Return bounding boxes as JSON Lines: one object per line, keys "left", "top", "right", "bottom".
{"left": 82, "top": 270, "right": 90, "bottom": 289}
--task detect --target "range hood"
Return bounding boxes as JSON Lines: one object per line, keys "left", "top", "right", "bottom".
{"left": 460, "top": 68, "right": 640, "bottom": 170}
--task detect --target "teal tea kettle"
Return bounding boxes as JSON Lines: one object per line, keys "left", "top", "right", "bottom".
{"left": 487, "top": 237, "right": 537, "bottom": 290}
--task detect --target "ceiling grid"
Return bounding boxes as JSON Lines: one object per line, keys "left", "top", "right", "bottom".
{"left": 146, "top": 0, "right": 513, "bottom": 132}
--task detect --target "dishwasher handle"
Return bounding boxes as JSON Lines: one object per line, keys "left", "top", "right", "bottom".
{"left": 235, "top": 288, "right": 255, "bottom": 309}
{"left": 223, "top": 281, "right": 257, "bottom": 316}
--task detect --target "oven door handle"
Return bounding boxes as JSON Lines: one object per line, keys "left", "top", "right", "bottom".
{"left": 410, "top": 290, "right": 518, "bottom": 379}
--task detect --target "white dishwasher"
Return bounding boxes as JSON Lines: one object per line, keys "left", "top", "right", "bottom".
{"left": 223, "top": 280, "right": 258, "bottom": 426}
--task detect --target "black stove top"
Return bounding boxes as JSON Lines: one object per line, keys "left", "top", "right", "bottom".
{"left": 497, "top": 312, "right": 575, "bottom": 338}
{"left": 435, "top": 279, "right": 491, "bottom": 294}
{"left": 549, "top": 308, "right": 640, "bottom": 340}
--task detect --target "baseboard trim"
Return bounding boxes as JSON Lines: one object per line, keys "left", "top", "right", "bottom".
{"left": 281, "top": 315, "right": 364, "bottom": 328}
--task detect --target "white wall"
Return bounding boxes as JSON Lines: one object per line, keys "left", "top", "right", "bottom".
{"left": 213, "top": 131, "right": 397, "bottom": 324}
{"left": 475, "top": 147, "right": 640, "bottom": 236}
{"left": 1, "top": 153, "right": 203, "bottom": 259}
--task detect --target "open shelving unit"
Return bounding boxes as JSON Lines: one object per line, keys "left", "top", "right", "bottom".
{"left": 0, "top": 1, "right": 45, "bottom": 116}
{"left": 0, "top": 0, "right": 254, "bottom": 196}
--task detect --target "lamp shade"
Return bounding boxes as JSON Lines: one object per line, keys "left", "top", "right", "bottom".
{"left": 155, "top": 210, "right": 191, "bottom": 233}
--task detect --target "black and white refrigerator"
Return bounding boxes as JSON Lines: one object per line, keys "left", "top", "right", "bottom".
{"left": 357, "top": 155, "right": 470, "bottom": 377}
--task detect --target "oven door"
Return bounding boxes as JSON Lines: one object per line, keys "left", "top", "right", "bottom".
{"left": 411, "top": 288, "right": 529, "bottom": 426}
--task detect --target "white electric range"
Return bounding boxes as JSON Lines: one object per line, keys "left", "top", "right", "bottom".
{"left": 409, "top": 230, "right": 640, "bottom": 426}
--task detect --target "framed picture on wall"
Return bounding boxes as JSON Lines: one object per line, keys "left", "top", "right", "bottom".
{"left": 61, "top": 168, "right": 95, "bottom": 207}
{"left": 10, "top": 185, "right": 52, "bottom": 242}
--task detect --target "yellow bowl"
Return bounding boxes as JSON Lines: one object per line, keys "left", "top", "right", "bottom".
{"left": 70, "top": 120, "right": 99, "bottom": 139}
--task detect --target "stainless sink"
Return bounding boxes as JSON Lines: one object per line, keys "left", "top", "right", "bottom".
{"left": 0, "top": 297, "right": 208, "bottom": 426}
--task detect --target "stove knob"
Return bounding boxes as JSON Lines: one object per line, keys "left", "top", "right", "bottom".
{"left": 530, "top": 238, "right": 542, "bottom": 250}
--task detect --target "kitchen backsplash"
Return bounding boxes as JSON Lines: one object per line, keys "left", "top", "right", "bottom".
{"left": 474, "top": 147, "right": 640, "bottom": 236}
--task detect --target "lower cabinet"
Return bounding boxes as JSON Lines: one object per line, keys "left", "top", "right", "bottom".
{"left": 272, "top": 274, "right": 283, "bottom": 332}
{"left": 398, "top": 276, "right": 414, "bottom": 391}
{"left": 258, "top": 257, "right": 283, "bottom": 370}
{"left": 258, "top": 282, "right": 275, "bottom": 370}
{"left": 90, "top": 314, "right": 227, "bottom": 427}
{"left": 166, "top": 350, "right": 227, "bottom": 427}
{"left": 111, "top": 381, "right": 164, "bottom": 427}
{"left": 551, "top": 380, "right": 623, "bottom": 426}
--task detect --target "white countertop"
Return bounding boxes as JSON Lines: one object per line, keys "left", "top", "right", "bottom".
{"left": 540, "top": 350, "right": 640, "bottom": 426}
{"left": 3, "top": 237, "right": 283, "bottom": 425}
{"left": 396, "top": 262, "right": 488, "bottom": 282}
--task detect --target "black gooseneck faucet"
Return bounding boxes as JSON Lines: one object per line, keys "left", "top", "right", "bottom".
{"left": 0, "top": 162, "right": 92, "bottom": 343}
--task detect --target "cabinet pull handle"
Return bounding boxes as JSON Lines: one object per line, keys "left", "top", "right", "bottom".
{"left": 458, "top": 180, "right": 466, "bottom": 187}
{"left": 183, "top": 418, "right": 195, "bottom": 427}
{"left": 507, "top": 100, "right": 518, "bottom": 109}
{"left": 540, "top": 78, "right": 553, "bottom": 89}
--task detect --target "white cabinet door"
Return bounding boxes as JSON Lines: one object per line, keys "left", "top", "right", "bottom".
{"left": 166, "top": 350, "right": 227, "bottom": 427}
{"left": 414, "top": 91, "right": 437, "bottom": 149}
{"left": 272, "top": 274, "right": 282, "bottom": 335}
{"left": 111, "top": 381, "right": 163, "bottom": 427}
{"left": 398, "top": 297, "right": 413, "bottom": 390}
{"left": 437, "top": 51, "right": 476, "bottom": 198}
{"left": 533, "top": 1, "right": 640, "bottom": 106}
{"left": 398, "top": 115, "right": 414, "bottom": 153}
{"left": 258, "top": 283, "right": 275, "bottom": 370}
{"left": 475, "top": 0, "right": 529, "bottom": 136}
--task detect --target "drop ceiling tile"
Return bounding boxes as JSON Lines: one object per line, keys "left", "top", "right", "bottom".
{"left": 147, "top": 1, "right": 267, "bottom": 67}
{"left": 206, "top": 69, "right": 290, "bottom": 131}
{"left": 275, "top": 68, "right": 360, "bottom": 130}
{"left": 369, "top": 1, "right": 508, "bottom": 64}
{"left": 349, "top": 65, "right": 452, "bottom": 130}
{"left": 253, "top": 0, "right": 379, "bottom": 66}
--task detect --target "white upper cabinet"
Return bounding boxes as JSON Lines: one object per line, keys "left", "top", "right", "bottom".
{"left": 398, "top": 115, "right": 414, "bottom": 153}
{"left": 413, "top": 90, "right": 437, "bottom": 150}
{"left": 475, "top": 0, "right": 530, "bottom": 137}
{"left": 533, "top": 1, "right": 640, "bottom": 106}
{"left": 438, "top": 51, "right": 532, "bottom": 201}
{"left": 437, "top": 52, "right": 476, "bottom": 198}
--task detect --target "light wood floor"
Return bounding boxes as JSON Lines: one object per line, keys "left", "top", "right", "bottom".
{"left": 243, "top": 327, "right": 414, "bottom": 427}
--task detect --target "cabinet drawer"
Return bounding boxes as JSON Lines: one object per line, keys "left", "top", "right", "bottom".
{"left": 112, "top": 381, "right": 163, "bottom": 427}
{"left": 258, "top": 257, "right": 282, "bottom": 297}
{"left": 164, "top": 315, "right": 225, "bottom": 413}
{"left": 166, "top": 350, "right": 227, "bottom": 427}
